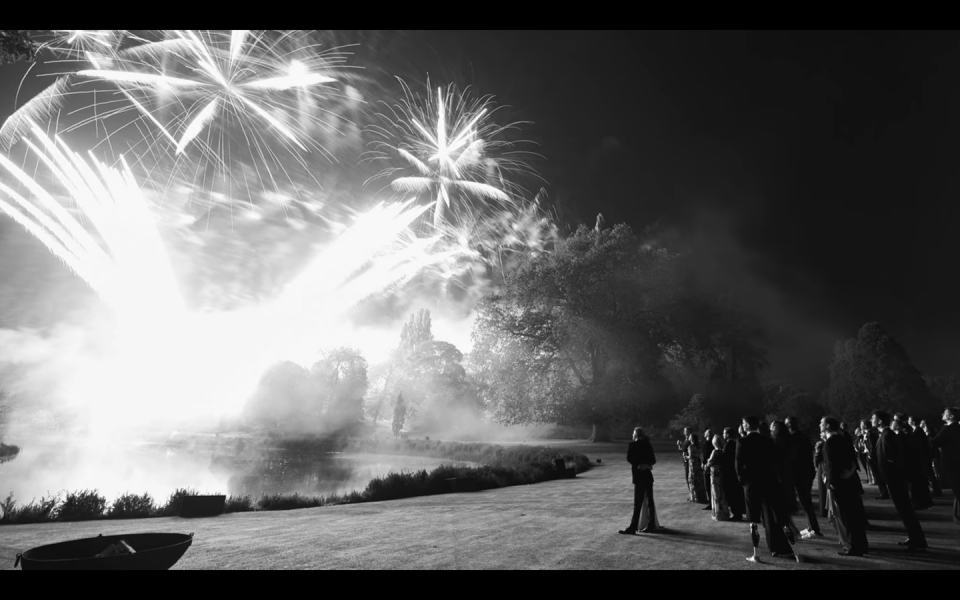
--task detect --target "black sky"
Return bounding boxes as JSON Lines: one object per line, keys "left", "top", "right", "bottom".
{"left": 1, "top": 30, "right": 959, "bottom": 386}
{"left": 396, "top": 30, "right": 960, "bottom": 383}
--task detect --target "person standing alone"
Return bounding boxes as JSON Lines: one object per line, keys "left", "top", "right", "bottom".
{"left": 620, "top": 427, "right": 660, "bottom": 534}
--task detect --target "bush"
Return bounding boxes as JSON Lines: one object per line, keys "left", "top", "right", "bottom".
{"left": 160, "top": 488, "right": 199, "bottom": 517}
{"left": 58, "top": 489, "right": 107, "bottom": 521}
{"left": 108, "top": 493, "right": 156, "bottom": 519}
{"left": 258, "top": 493, "right": 324, "bottom": 511}
{"left": 224, "top": 495, "right": 255, "bottom": 513}
{"left": 0, "top": 492, "right": 60, "bottom": 524}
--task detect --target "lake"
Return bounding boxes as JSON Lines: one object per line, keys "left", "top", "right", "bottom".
{"left": 0, "top": 436, "right": 474, "bottom": 506}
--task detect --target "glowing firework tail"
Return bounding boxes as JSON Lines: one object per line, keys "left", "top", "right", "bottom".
{"left": 0, "top": 124, "right": 465, "bottom": 430}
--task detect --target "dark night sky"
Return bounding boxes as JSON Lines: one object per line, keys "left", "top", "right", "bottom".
{"left": 399, "top": 30, "right": 960, "bottom": 384}
{"left": 2, "top": 30, "right": 959, "bottom": 387}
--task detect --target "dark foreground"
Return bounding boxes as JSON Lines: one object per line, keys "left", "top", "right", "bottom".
{"left": 2, "top": 440, "right": 958, "bottom": 570}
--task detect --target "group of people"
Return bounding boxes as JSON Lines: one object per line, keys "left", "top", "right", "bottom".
{"left": 618, "top": 406, "right": 960, "bottom": 564}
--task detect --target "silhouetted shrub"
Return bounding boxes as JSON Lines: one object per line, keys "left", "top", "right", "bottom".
{"left": 0, "top": 492, "right": 60, "bottom": 524}
{"left": 58, "top": 489, "right": 107, "bottom": 521}
{"left": 160, "top": 488, "right": 199, "bottom": 517}
{"left": 108, "top": 493, "right": 156, "bottom": 519}
{"left": 224, "top": 495, "right": 255, "bottom": 513}
{"left": 258, "top": 493, "right": 323, "bottom": 511}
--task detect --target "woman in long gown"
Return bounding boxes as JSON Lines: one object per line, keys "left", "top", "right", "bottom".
{"left": 686, "top": 434, "right": 709, "bottom": 504}
{"left": 638, "top": 486, "right": 662, "bottom": 531}
{"left": 707, "top": 434, "right": 730, "bottom": 521}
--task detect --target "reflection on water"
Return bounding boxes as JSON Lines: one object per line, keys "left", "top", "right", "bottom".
{"left": 0, "top": 438, "right": 473, "bottom": 505}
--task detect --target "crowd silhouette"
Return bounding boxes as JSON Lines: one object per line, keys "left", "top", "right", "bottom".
{"left": 621, "top": 406, "right": 960, "bottom": 565}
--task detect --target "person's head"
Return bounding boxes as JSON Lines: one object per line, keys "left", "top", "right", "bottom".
{"left": 894, "top": 413, "right": 906, "bottom": 426}
{"left": 771, "top": 420, "right": 786, "bottom": 439}
{"left": 742, "top": 416, "right": 760, "bottom": 432}
{"left": 689, "top": 433, "right": 700, "bottom": 447}
{"left": 633, "top": 427, "right": 647, "bottom": 442}
{"left": 723, "top": 427, "right": 735, "bottom": 441}
{"left": 785, "top": 416, "right": 799, "bottom": 433}
{"left": 704, "top": 429, "right": 714, "bottom": 443}
{"left": 860, "top": 419, "right": 870, "bottom": 431}
{"left": 683, "top": 427, "right": 691, "bottom": 436}
{"left": 871, "top": 410, "right": 892, "bottom": 429}
{"left": 908, "top": 416, "right": 918, "bottom": 428}
{"left": 840, "top": 422, "right": 849, "bottom": 433}
{"left": 713, "top": 434, "right": 724, "bottom": 450}
{"left": 944, "top": 407, "right": 958, "bottom": 424}
{"left": 821, "top": 416, "right": 840, "bottom": 434}
{"left": 854, "top": 428, "right": 862, "bottom": 436}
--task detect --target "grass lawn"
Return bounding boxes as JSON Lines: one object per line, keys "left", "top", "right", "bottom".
{"left": 1, "top": 439, "right": 957, "bottom": 570}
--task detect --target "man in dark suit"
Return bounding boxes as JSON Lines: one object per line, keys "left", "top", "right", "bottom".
{"left": 871, "top": 410, "right": 928, "bottom": 551}
{"left": 737, "top": 416, "right": 801, "bottom": 563}
{"left": 931, "top": 407, "right": 960, "bottom": 524}
{"left": 786, "top": 416, "right": 822, "bottom": 539}
{"left": 700, "top": 428, "right": 714, "bottom": 510}
{"left": 909, "top": 416, "right": 942, "bottom": 497}
{"left": 620, "top": 427, "right": 659, "bottom": 534}
{"left": 722, "top": 427, "right": 744, "bottom": 522}
{"left": 821, "top": 416, "right": 869, "bottom": 556}
{"left": 865, "top": 423, "right": 890, "bottom": 499}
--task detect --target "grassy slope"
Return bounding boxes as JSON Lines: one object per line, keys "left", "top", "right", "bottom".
{"left": 1, "top": 440, "right": 958, "bottom": 570}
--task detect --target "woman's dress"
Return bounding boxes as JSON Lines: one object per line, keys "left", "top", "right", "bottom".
{"left": 687, "top": 449, "right": 708, "bottom": 504}
{"left": 707, "top": 449, "right": 730, "bottom": 521}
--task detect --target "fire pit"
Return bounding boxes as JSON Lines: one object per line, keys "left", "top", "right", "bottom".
{"left": 15, "top": 532, "right": 193, "bottom": 570}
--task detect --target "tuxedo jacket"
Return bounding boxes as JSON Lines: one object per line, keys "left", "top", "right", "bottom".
{"left": 627, "top": 439, "right": 656, "bottom": 485}
{"left": 932, "top": 422, "right": 960, "bottom": 487}
{"left": 736, "top": 431, "right": 777, "bottom": 486}
{"left": 790, "top": 431, "right": 816, "bottom": 480}
{"left": 822, "top": 434, "right": 858, "bottom": 489}
{"left": 875, "top": 428, "right": 906, "bottom": 485}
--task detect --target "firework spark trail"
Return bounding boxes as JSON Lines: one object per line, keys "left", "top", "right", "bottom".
{"left": 2, "top": 31, "right": 359, "bottom": 221}
{"left": 365, "top": 80, "right": 542, "bottom": 229}
{"left": 0, "top": 125, "right": 465, "bottom": 429}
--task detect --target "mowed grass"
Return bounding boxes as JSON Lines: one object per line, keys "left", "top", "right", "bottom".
{"left": 1, "top": 439, "right": 957, "bottom": 570}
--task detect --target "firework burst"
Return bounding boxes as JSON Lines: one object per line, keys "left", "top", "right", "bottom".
{"left": 364, "top": 79, "right": 541, "bottom": 228}
{"left": 3, "top": 31, "right": 362, "bottom": 222}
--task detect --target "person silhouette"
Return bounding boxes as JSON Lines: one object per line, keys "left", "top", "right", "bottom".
{"left": 620, "top": 427, "right": 660, "bottom": 534}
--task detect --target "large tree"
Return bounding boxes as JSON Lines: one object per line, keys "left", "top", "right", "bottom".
{"left": 309, "top": 347, "right": 368, "bottom": 427}
{"left": 368, "top": 309, "right": 476, "bottom": 430}
{"left": 827, "top": 322, "right": 939, "bottom": 423}
{"left": 470, "top": 223, "right": 681, "bottom": 441}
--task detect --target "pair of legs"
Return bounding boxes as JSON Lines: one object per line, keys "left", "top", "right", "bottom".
{"left": 744, "top": 482, "right": 801, "bottom": 563}
{"left": 888, "top": 479, "right": 928, "bottom": 549}
{"left": 622, "top": 477, "right": 658, "bottom": 533}
{"left": 831, "top": 480, "right": 868, "bottom": 556}
{"left": 795, "top": 475, "right": 821, "bottom": 535}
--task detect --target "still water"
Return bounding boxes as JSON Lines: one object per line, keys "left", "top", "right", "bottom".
{"left": 0, "top": 436, "right": 474, "bottom": 505}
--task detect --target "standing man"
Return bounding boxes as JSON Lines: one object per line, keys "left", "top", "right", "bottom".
{"left": 866, "top": 420, "right": 890, "bottom": 500}
{"left": 737, "top": 416, "right": 801, "bottom": 563}
{"left": 931, "top": 407, "right": 960, "bottom": 525}
{"left": 722, "top": 427, "right": 745, "bottom": 522}
{"left": 872, "top": 410, "right": 928, "bottom": 551}
{"left": 910, "top": 415, "right": 941, "bottom": 497}
{"left": 786, "top": 416, "right": 822, "bottom": 539}
{"left": 620, "top": 427, "right": 660, "bottom": 534}
{"left": 822, "top": 417, "right": 868, "bottom": 556}
{"left": 701, "top": 429, "right": 715, "bottom": 510}
{"left": 677, "top": 427, "right": 692, "bottom": 499}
